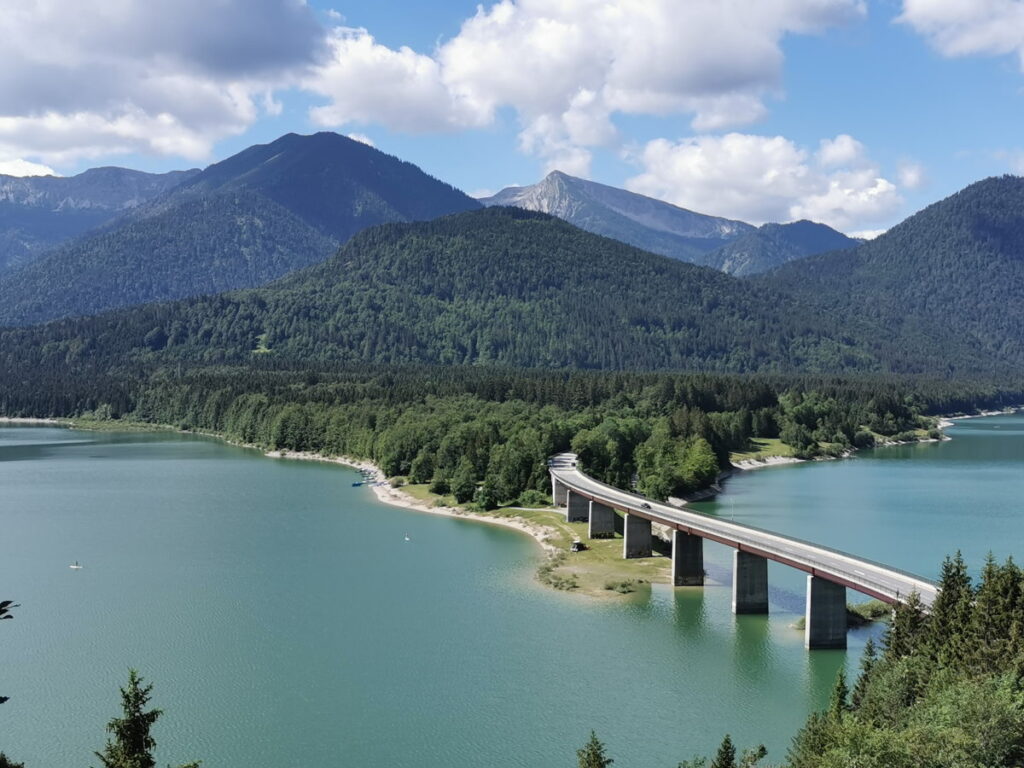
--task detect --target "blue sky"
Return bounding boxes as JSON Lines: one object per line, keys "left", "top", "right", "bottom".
{"left": 2, "top": 0, "right": 1023, "bottom": 235}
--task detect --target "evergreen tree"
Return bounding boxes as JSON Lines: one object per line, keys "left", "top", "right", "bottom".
{"left": 576, "top": 731, "right": 613, "bottom": 768}
{"left": 0, "top": 600, "right": 16, "bottom": 706}
{"left": 827, "top": 669, "right": 849, "bottom": 719}
{"left": 95, "top": 670, "right": 161, "bottom": 768}
{"left": 94, "top": 670, "right": 199, "bottom": 768}
{"left": 0, "top": 754, "right": 24, "bottom": 768}
{"left": 925, "top": 552, "right": 972, "bottom": 663}
{"left": 884, "top": 590, "right": 927, "bottom": 661}
{"left": 851, "top": 637, "right": 877, "bottom": 709}
{"left": 710, "top": 734, "right": 736, "bottom": 768}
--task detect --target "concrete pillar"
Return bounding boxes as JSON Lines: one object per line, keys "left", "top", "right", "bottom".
{"left": 805, "top": 575, "right": 847, "bottom": 650}
{"left": 588, "top": 501, "right": 616, "bottom": 539}
{"left": 672, "top": 530, "right": 704, "bottom": 586}
{"left": 551, "top": 476, "right": 568, "bottom": 507}
{"left": 732, "top": 550, "right": 769, "bottom": 614}
{"left": 623, "top": 513, "right": 653, "bottom": 558}
{"left": 566, "top": 491, "right": 589, "bottom": 523}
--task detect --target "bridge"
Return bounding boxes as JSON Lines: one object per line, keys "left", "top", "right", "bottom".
{"left": 549, "top": 453, "right": 937, "bottom": 649}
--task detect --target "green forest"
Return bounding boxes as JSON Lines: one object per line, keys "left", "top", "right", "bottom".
{"left": 2, "top": 362, "right": 1021, "bottom": 505}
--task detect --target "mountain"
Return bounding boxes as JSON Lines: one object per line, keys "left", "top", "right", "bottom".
{"left": 173, "top": 131, "right": 481, "bottom": 242}
{"left": 759, "top": 175, "right": 1024, "bottom": 367}
{"left": 0, "top": 166, "right": 198, "bottom": 274}
{"left": 701, "top": 220, "right": 858, "bottom": 276}
{"left": 0, "top": 132, "right": 482, "bottom": 326}
{"left": 479, "top": 171, "right": 752, "bottom": 263}
{"left": 0, "top": 207, "right": 990, "bottom": 376}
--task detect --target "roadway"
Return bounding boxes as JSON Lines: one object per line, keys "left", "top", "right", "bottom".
{"left": 549, "top": 453, "right": 938, "bottom": 606}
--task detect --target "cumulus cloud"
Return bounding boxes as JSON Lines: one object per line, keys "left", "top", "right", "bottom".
{"left": 626, "top": 132, "right": 903, "bottom": 231}
{"left": 0, "top": 0, "right": 325, "bottom": 165}
{"left": 305, "top": 0, "right": 866, "bottom": 175}
{"left": 0, "top": 158, "right": 58, "bottom": 177}
{"left": 899, "top": 0, "right": 1024, "bottom": 68}
{"left": 346, "top": 133, "right": 375, "bottom": 147}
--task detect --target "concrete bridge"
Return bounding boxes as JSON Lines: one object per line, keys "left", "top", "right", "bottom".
{"left": 549, "top": 453, "right": 937, "bottom": 649}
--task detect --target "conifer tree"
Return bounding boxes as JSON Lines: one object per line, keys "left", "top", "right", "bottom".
{"left": 851, "top": 637, "right": 877, "bottom": 709}
{"left": 827, "top": 669, "right": 849, "bottom": 719}
{"left": 710, "top": 734, "right": 736, "bottom": 768}
{"left": 94, "top": 670, "right": 198, "bottom": 768}
{"left": 576, "top": 731, "right": 613, "bottom": 768}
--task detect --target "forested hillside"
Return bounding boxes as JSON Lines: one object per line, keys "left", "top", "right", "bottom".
{"left": 0, "top": 166, "right": 198, "bottom": 274}
{"left": 761, "top": 176, "right": 1024, "bottom": 366}
{"left": 0, "top": 207, "right": 994, "bottom": 374}
{"left": 0, "top": 132, "right": 481, "bottom": 326}
{"left": 175, "top": 131, "right": 480, "bottom": 242}
{"left": 0, "top": 192, "right": 337, "bottom": 326}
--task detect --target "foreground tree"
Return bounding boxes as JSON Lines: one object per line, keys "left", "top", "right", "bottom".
{"left": 1, "top": 601, "right": 22, "bottom": 767}
{"left": 0, "top": 599, "right": 16, "bottom": 706}
{"left": 577, "top": 731, "right": 613, "bottom": 768}
{"left": 94, "top": 669, "right": 198, "bottom": 768}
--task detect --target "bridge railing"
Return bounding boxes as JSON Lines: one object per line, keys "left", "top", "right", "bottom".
{"left": 552, "top": 465, "right": 938, "bottom": 603}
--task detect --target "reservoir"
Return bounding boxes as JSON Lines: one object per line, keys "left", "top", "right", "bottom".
{"left": 2, "top": 414, "right": 1023, "bottom": 767}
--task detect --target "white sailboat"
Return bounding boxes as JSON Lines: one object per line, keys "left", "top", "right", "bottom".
{"left": 69, "top": 561, "right": 83, "bottom": 570}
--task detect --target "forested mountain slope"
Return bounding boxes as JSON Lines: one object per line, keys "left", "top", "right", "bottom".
{"left": 0, "top": 166, "right": 198, "bottom": 274}
{"left": 480, "top": 171, "right": 751, "bottom": 263}
{"left": 0, "top": 132, "right": 481, "bottom": 326}
{"left": 703, "top": 220, "right": 858, "bottom": 276}
{"left": 0, "top": 192, "right": 337, "bottom": 327}
{"left": 174, "top": 131, "right": 481, "bottom": 242}
{"left": 0, "top": 208, "right": 993, "bottom": 375}
{"left": 760, "top": 176, "right": 1024, "bottom": 366}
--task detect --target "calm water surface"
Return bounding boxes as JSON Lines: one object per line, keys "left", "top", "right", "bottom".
{"left": 2, "top": 414, "right": 1022, "bottom": 767}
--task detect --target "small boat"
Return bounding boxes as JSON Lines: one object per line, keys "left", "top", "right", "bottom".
{"left": 404, "top": 534, "right": 411, "bottom": 542}
{"left": 352, "top": 481, "right": 363, "bottom": 487}
{"left": 69, "top": 561, "right": 83, "bottom": 570}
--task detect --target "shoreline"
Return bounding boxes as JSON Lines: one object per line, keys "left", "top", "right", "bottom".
{"left": 263, "top": 450, "right": 561, "bottom": 555}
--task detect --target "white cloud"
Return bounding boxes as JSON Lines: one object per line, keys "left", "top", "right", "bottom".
{"left": 849, "top": 228, "right": 887, "bottom": 240}
{"left": 0, "top": 158, "right": 58, "bottom": 177}
{"left": 817, "top": 134, "right": 866, "bottom": 167}
{"left": 899, "top": 0, "right": 1024, "bottom": 68}
{"left": 0, "top": 0, "right": 324, "bottom": 165}
{"left": 346, "top": 133, "right": 375, "bottom": 147}
{"left": 305, "top": 0, "right": 866, "bottom": 175}
{"left": 626, "top": 132, "right": 904, "bottom": 231}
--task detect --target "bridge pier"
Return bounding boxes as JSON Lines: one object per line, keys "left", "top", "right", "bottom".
{"left": 623, "top": 513, "right": 653, "bottom": 558}
{"left": 566, "top": 491, "right": 590, "bottom": 523}
{"left": 805, "top": 576, "right": 847, "bottom": 649}
{"left": 588, "top": 501, "right": 617, "bottom": 539}
{"left": 672, "top": 531, "right": 704, "bottom": 586}
{"left": 732, "top": 550, "right": 769, "bottom": 614}
{"left": 551, "top": 476, "right": 568, "bottom": 507}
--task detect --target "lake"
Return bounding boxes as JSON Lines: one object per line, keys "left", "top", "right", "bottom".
{"left": 2, "top": 414, "right": 1022, "bottom": 767}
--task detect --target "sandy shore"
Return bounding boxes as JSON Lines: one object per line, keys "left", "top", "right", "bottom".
{"left": 0, "top": 417, "right": 60, "bottom": 424}
{"left": 264, "top": 450, "right": 560, "bottom": 553}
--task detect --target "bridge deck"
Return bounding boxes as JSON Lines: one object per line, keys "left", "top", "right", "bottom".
{"left": 549, "top": 454, "right": 937, "bottom": 606}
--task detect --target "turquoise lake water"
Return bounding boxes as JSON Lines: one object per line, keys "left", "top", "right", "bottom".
{"left": 1, "top": 414, "right": 1022, "bottom": 767}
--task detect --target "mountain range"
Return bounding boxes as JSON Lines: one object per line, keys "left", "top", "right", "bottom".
{"left": 480, "top": 171, "right": 752, "bottom": 263}
{"left": 479, "top": 171, "right": 857, "bottom": 274}
{"left": 0, "top": 133, "right": 481, "bottom": 326}
{"left": 1, "top": 131, "right": 1022, "bottom": 382}
{"left": 0, "top": 166, "right": 198, "bottom": 274}
{"left": 0, "top": 205, "right": 996, "bottom": 378}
